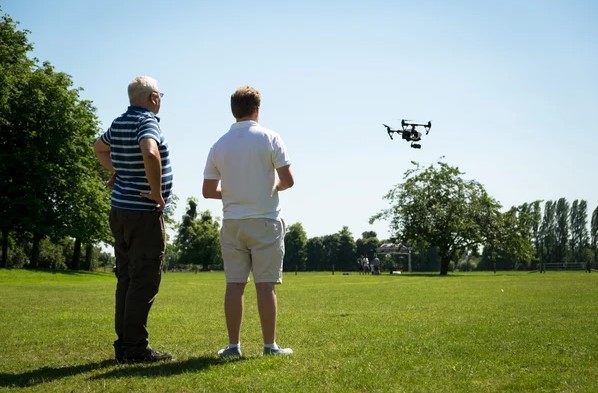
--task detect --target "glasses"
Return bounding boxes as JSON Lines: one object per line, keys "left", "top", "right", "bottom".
{"left": 151, "top": 91, "right": 164, "bottom": 98}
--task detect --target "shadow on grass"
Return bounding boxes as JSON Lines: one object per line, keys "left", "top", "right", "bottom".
{"left": 91, "top": 356, "right": 240, "bottom": 380}
{"left": 0, "top": 359, "right": 115, "bottom": 388}
{"left": 0, "top": 356, "right": 236, "bottom": 388}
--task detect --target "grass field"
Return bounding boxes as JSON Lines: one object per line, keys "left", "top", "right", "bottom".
{"left": 0, "top": 269, "right": 597, "bottom": 393}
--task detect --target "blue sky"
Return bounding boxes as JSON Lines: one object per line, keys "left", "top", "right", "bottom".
{"left": 3, "top": 0, "right": 597, "bottom": 240}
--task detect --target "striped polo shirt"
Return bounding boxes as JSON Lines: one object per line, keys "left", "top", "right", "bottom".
{"left": 100, "top": 106, "right": 173, "bottom": 211}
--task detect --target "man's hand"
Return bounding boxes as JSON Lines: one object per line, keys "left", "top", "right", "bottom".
{"left": 106, "top": 173, "right": 116, "bottom": 189}
{"left": 140, "top": 191, "right": 166, "bottom": 211}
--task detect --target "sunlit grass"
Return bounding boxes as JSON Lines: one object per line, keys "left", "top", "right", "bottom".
{"left": 1, "top": 270, "right": 597, "bottom": 392}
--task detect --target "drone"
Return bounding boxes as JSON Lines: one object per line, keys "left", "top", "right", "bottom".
{"left": 383, "top": 120, "right": 432, "bottom": 149}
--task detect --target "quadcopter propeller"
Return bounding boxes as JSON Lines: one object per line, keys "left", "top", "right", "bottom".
{"left": 382, "top": 124, "right": 394, "bottom": 140}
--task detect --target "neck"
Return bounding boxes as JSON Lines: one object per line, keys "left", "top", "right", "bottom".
{"left": 236, "top": 109, "right": 259, "bottom": 123}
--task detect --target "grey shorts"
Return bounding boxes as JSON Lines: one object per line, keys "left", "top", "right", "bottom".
{"left": 220, "top": 218, "right": 286, "bottom": 284}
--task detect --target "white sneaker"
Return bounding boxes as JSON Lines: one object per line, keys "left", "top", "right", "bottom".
{"left": 217, "top": 346, "right": 242, "bottom": 358}
{"left": 263, "top": 346, "right": 293, "bottom": 356}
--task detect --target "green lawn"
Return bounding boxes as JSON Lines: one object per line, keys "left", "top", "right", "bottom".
{"left": 0, "top": 269, "right": 597, "bottom": 392}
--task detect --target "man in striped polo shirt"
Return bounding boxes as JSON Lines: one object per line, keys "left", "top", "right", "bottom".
{"left": 94, "top": 76, "right": 173, "bottom": 363}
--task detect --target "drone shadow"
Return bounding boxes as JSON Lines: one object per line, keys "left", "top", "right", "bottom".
{"left": 0, "top": 356, "right": 238, "bottom": 388}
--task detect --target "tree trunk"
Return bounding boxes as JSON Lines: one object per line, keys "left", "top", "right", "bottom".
{"left": 440, "top": 259, "right": 449, "bottom": 275}
{"left": 72, "top": 238, "right": 82, "bottom": 270}
{"left": 84, "top": 244, "right": 93, "bottom": 271}
{"left": 30, "top": 232, "right": 42, "bottom": 269}
{"left": 439, "top": 249, "right": 452, "bottom": 275}
{"left": 1, "top": 227, "right": 8, "bottom": 268}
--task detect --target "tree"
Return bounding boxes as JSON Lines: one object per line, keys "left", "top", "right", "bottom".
{"left": 336, "top": 226, "right": 356, "bottom": 271}
{"left": 482, "top": 205, "right": 536, "bottom": 271}
{"left": 356, "top": 231, "right": 381, "bottom": 262}
{"left": 570, "top": 200, "right": 589, "bottom": 263}
{"left": 1, "top": 10, "right": 110, "bottom": 269}
{"left": 371, "top": 160, "right": 504, "bottom": 275}
{"left": 0, "top": 11, "right": 34, "bottom": 267}
{"left": 306, "top": 237, "right": 325, "bottom": 271}
{"left": 591, "top": 206, "right": 598, "bottom": 267}
{"left": 539, "top": 200, "right": 557, "bottom": 268}
{"left": 322, "top": 233, "right": 341, "bottom": 272}
{"left": 555, "top": 198, "right": 570, "bottom": 263}
{"left": 174, "top": 198, "right": 221, "bottom": 269}
{"left": 529, "top": 201, "right": 543, "bottom": 269}
{"left": 284, "top": 222, "right": 307, "bottom": 272}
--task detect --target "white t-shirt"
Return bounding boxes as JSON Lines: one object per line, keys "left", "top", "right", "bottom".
{"left": 203, "top": 120, "right": 291, "bottom": 220}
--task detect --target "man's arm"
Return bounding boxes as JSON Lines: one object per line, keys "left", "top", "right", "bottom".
{"left": 275, "top": 165, "right": 294, "bottom": 191}
{"left": 94, "top": 138, "right": 114, "bottom": 172}
{"left": 139, "top": 138, "right": 165, "bottom": 210}
{"left": 203, "top": 179, "right": 222, "bottom": 199}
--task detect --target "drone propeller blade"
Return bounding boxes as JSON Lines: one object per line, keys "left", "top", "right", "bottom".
{"left": 425, "top": 121, "right": 432, "bottom": 134}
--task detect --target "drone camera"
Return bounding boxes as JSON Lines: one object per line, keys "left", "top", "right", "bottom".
{"left": 411, "top": 143, "right": 421, "bottom": 149}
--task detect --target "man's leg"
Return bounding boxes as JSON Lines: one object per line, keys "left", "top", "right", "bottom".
{"left": 122, "top": 211, "right": 166, "bottom": 360}
{"left": 255, "top": 282, "right": 277, "bottom": 345}
{"left": 224, "top": 282, "right": 247, "bottom": 345}
{"left": 110, "top": 209, "right": 128, "bottom": 361}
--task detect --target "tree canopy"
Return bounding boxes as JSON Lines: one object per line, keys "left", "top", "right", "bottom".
{"left": 371, "top": 160, "right": 533, "bottom": 275}
{"left": 0, "top": 10, "right": 110, "bottom": 268}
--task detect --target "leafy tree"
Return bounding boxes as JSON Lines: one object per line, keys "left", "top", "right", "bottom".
{"left": 539, "top": 201, "right": 557, "bottom": 268}
{"left": 482, "top": 205, "right": 535, "bottom": 271}
{"left": 174, "top": 198, "right": 222, "bottom": 269}
{"left": 555, "top": 198, "right": 570, "bottom": 263}
{"left": 570, "top": 200, "right": 590, "bottom": 263}
{"left": 591, "top": 206, "right": 598, "bottom": 266}
{"left": 0, "top": 11, "right": 34, "bottom": 267}
{"left": 284, "top": 222, "right": 307, "bottom": 272}
{"left": 356, "top": 231, "right": 381, "bottom": 262}
{"left": 371, "top": 160, "right": 503, "bottom": 275}
{"left": 322, "top": 233, "right": 340, "bottom": 272}
{"left": 305, "top": 236, "right": 325, "bottom": 271}
{"left": 529, "top": 201, "right": 543, "bottom": 269}
{"left": 336, "top": 226, "right": 356, "bottom": 271}
{"left": 97, "top": 250, "right": 116, "bottom": 270}
{"left": 0, "top": 10, "right": 110, "bottom": 268}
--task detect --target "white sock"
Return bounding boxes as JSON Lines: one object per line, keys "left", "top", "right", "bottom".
{"left": 264, "top": 343, "right": 279, "bottom": 349}
{"left": 227, "top": 343, "right": 240, "bottom": 349}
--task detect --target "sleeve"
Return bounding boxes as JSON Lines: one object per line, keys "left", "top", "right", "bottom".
{"left": 272, "top": 134, "right": 291, "bottom": 169}
{"left": 203, "top": 145, "right": 221, "bottom": 180}
{"left": 100, "top": 128, "right": 111, "bottom": 145}
{"left": 137, "top": 116, "right": 161, "bottom": 144}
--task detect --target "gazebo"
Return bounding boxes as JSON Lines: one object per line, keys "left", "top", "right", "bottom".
{"left": 375, "top": 243, "right": 412, "bottom": 273}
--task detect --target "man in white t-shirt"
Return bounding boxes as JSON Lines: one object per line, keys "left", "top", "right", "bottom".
{"left": 203, "top": 86, "right": 295, "bottom": 357}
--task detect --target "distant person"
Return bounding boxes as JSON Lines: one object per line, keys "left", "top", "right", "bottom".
{"left": 357, "top": 257, "right": 365, "bottom": 274}
{"left": 372, "top": 255, "right": 381, "bottom": 275}
{"left": 203, "top": 85, "right": 295, "bottom": 357}
{"left": 94, "top": 76, "right": 173, "bottom": 363}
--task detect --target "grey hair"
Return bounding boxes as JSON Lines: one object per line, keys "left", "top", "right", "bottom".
{"left": 127, "top": 76, "right": 159, "bottom": 105}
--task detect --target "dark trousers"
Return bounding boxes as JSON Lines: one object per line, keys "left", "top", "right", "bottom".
{"left": 109, "top": 208, "right": 165, "bottom": 356}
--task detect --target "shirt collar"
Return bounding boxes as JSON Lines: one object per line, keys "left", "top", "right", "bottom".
{"left": 231, "top": 120, "right": 257, "bottom": 129}
{"left": 128, "top": 106, "right": 160, "bottom": 122}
